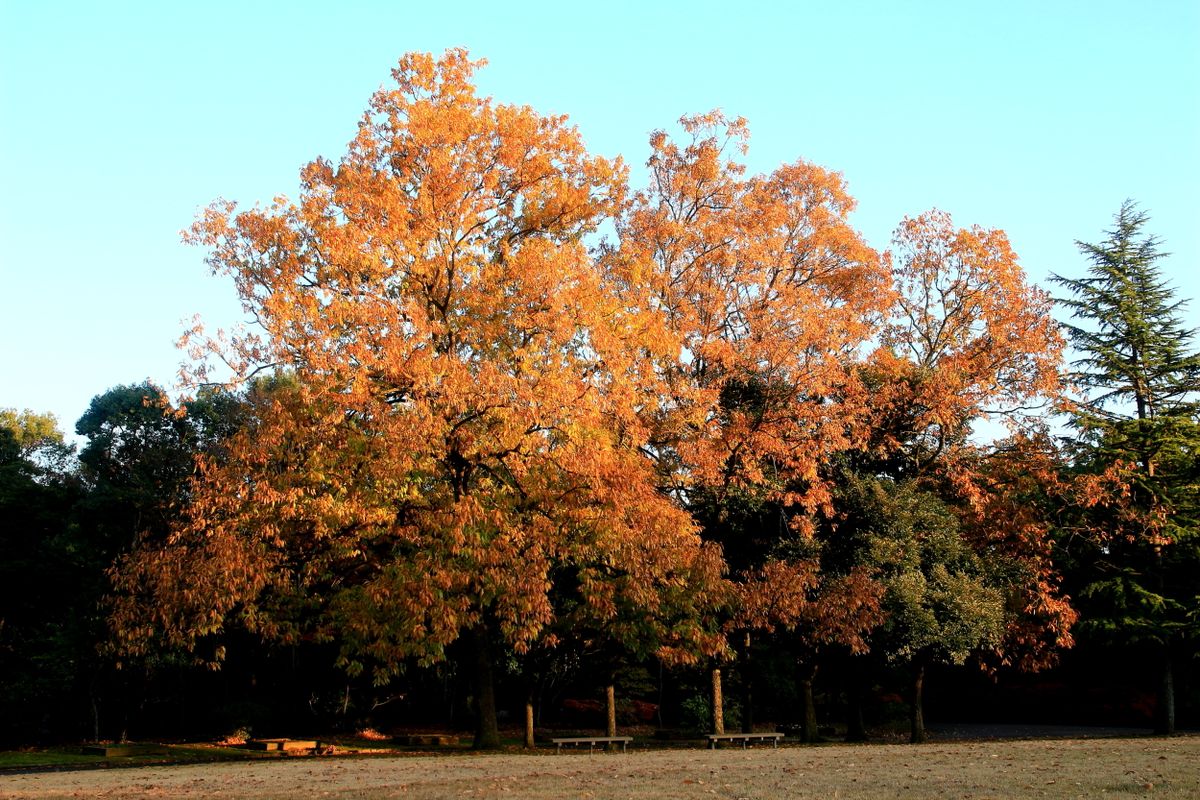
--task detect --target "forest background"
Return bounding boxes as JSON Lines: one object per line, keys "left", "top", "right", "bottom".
{"left": 1, "top": 1, "right": 1198, "bottom": 748}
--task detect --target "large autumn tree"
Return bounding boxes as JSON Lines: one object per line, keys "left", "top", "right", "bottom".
{"left": 110, "top": 50, "right": 718, "bottom": 748}
{"left": 874, "top": 210, "right": 1073, "bottom": 647}
{"left": 614, "top": 112, "right": 892, "bottom": 731}
{"left": 822, "top": 210, "right": 1076, "bottom": 741}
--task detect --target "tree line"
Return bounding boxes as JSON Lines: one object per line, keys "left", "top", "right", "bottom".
{"left": 2, "top": 50, "right": 1196, "bottom": 747}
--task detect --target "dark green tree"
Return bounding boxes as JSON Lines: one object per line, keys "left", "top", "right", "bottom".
{"left": 75, "top": 382, "right": 247, "bottom": 739}
{"left": 0, "top": 411, "right": 87, "bottom": 744}
{"left": 76, "top": 382, "right": 244, "bottom": 555}
{"left": 1052, "top": 201, "right": 1200, "bottom": 734}
{"left": 834, "top": 473, "right": 1007, "bottom": 743}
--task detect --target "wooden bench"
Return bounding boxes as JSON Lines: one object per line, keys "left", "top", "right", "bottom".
{"left": 707, "top": 732, "right": 784, "bottom": 749}
{"left": 550, "top": 735, "right": 633, "bottom": 753}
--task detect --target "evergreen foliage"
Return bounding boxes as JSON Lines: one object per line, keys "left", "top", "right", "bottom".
{"left": 1052, "top": 201, "right": 1200, "bottom": 734}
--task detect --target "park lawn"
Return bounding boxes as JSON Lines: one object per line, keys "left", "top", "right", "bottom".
{"left": 0, "top": 735, "right": 1197, "bottom": 799}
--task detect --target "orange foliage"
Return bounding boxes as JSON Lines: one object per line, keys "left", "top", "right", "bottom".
{"left": 111, "top": 51, "right": 723, "bottom": 677}
{"left": 736, "top": 561, "right": 882, "bottom": 656}
{"left": 617, "top": 112, "right": 892, "bottom": 521}
{"left": 942, "top": 433, "right": 1078, "bottom": 670}
{"left": 869, "top": 210, "right": 1064, "bottom": 468}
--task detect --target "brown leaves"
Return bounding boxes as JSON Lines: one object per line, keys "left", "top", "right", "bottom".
{"left": 735, "top": 561, "right": 883, "bottom": 655}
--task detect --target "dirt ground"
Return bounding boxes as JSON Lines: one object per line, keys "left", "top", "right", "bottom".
{"left": 3, "top": 736, "right": 1197, "bottom": 799}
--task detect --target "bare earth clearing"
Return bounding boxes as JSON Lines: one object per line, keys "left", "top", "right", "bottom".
{"left": 3, "top": 736, "right": 1197, "bottom": 799}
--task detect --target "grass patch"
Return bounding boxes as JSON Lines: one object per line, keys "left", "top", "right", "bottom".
{"left": 0, "top": 743, "right": 269, "bottom": 771}
{"left": 0, "top": 749, "right": 102, "bottom": 769}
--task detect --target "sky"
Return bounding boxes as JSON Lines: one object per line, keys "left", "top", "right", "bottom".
{"left": 2, "top": 0, "right": 1198, "bottom": 441}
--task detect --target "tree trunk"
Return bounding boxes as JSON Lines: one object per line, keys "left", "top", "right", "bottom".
{"left": 845, "top": 658, "right": 868, "bottom": 742}
{"left": 909, "top": 658, "right": 927, "bottom": 744}
{"left": 605, "top": 683, "right": 617, "bottom": 737}
{"left": 1154, "top": 651, "right": 1175, "bottom": 735}
{"left": 656, "top": 661, "right": 665, "bottom": 729}
{"left": 711, "top": 667, "right": 725, "bottom": 735}
{"left": 90, "top": 688, "right": 100, "bottom": 743}
{"left": 524, "top": 689, "right": 536, "bottom": 749}
{"left": 799, "top": 661, "right": 819, "bottom": 743}
{"left": 741, "top": 632, "right": 754, "bottom": 733}
{"left": 471, "top": 625, "right": 501, "bottom": 749}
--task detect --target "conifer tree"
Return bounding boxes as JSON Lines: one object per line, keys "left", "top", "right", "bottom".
{"left": 1053, "top": 201, "right": 1200, "bottom": 734}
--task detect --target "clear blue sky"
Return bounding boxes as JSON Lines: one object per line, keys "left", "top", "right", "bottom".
{"left": 3, "top": 1, "right": 1198, "bottom": 438}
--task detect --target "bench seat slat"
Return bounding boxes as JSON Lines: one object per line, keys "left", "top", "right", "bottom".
{"left": 550, "top": 735, "right": 633, "bottom": 753}
{"left": 706, "top": 732, "right": 784, "bottom": 749}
